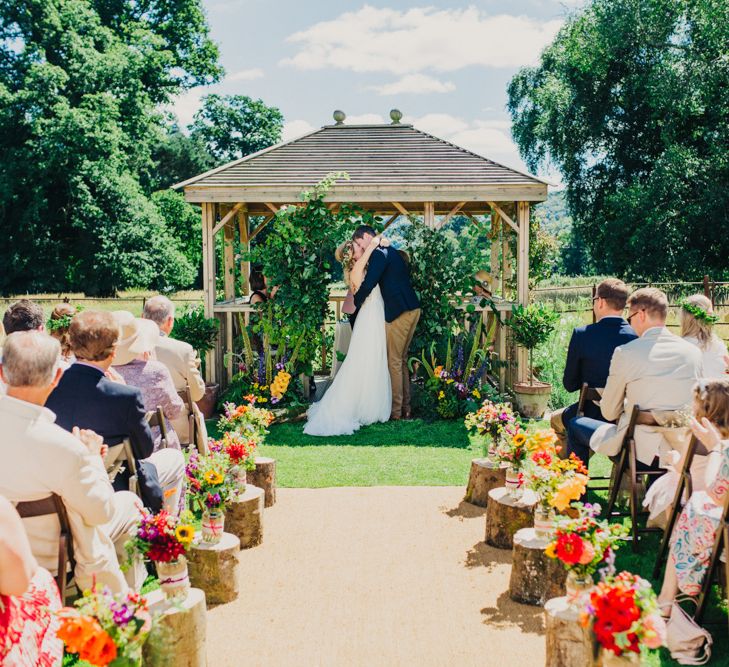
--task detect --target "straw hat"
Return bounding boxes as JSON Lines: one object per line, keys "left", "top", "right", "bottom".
{"left": 111, "top": 311, "right": 160, "bottom": 366}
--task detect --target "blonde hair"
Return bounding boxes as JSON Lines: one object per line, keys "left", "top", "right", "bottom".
{"left": 680, "top": 294, "right": 716, "bottom": 351}
{"left": 693, "top": 379, "right": 729, "bottom": 438}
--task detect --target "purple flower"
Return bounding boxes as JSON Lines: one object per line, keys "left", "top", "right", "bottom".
{"left": 110, "top": 601, "right": 135, "bottom": 626}
{"left": 205, "top": 493, "right": 222, "bottom": 509}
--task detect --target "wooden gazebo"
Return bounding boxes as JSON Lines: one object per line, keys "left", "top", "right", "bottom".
{"left": 175, "top": 111, "right": 548, "bottom": 387}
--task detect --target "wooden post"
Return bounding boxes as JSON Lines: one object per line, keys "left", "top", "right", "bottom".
{"left": 223, "top": 207, "right": 236, "bottom": 302}
{"left": 544, "top": 597, "right": 593, "bottom": 666}
{"left": 225, "top": 484, "right": 265, "bottom": 548}
{"left": 509, "top": 528, "right": 567, "bottom": 606}
{"left": 201, "top": 203, "right": 216, "bottom": 384}
{"left": 225, "top": 311, "right": 233, "bottom": 385}
{"left": 517, "top": 201, "right": 530, "bottom": 383}
{"left": 187, "top": 532, "right": 241, "bottom": 605}
{"left": 239, "top": 208, "right": 250, "bottom": 295}
{"left": 484, "top": 487, "right": 538, "bottom": 549}
{"left": 464, "top": 459, "right": 507, "bottom": 507}
{"left": 423, "top": 201, "right": 435, "bottom": 229}
{"left": 489, "top": 209, "right": 501, "bottom": 295}
{"left": 247, "top": 457, "right": 277, "bottom": 507}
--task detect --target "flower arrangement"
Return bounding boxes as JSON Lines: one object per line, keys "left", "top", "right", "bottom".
{"left": 209, "top": 431, "right": 259, "bottom": 471}
{"left": 492, "top": 428, "right": 556, "bottom": 469}
{"left": 545, "top": 504, "right": 629, "bottom": 577}
{"left": 57, "top": 587, "right": 153, "bottom": 666}
{"left": 524, "top": 449, "right": 589, "bottom": 511}
{"left": 581, "top": 571, "right": 666, "bottom": 657}
{"left": 464, "top": 399, "right": 519, "bottom": 456}
{"left": 185, "top": 450, "right": 238, "bottom": 513}
{"left": 217, "top": 399, "right": 274, "bottom": 438}
{"left": 125, "top": 510, "right": 195, "bottom": 564}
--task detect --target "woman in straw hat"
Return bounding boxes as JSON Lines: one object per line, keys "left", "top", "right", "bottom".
{"left": 111, "top": 311, "right": 185, "bottom": 450}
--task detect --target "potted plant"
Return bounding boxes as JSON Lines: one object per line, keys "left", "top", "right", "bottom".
{"left": 508, "top": 303, "right": 559, "bottom": 418}
{"left": 170, "top": 304, "right": 220, "bottom": 418}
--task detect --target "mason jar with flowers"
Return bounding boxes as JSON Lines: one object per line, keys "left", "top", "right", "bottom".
{"left": 545, "top": 503, "right": 629, "bottom": 608}
{"left": 208, "top": 430, "right": 259, "bottom": 494}
{"left": 493, "top": 428, "right": 556, "bottom": 499}
{"left": 524, "top": 450, "right": 589, "bottom": 539}
{"left": 464, "top": 399, "right": 518, "bottom": 460}
{"left": 125, "top": 510, "right": 195, "bottom": 601}
{"left": 185, "top": 451, "right": 237, "bottom": 544}
{"left": 217, "top": 399, "right": 274, "bottom": 440}
{"left": 56, "top": 586, "right": 155, "bottom": 666}
{"left": 580, "top": 571, "right": 666, "bottom": 665}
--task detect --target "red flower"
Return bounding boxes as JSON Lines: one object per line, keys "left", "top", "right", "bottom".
{"left": 589, "top": 584, "right": 642, "bottom": 655}
{"left": 555, "top": 532, "right": 585, "bottom": 565}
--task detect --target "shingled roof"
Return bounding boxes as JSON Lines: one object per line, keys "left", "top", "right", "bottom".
{"left": 176, "top": 122, "right": 548, "bottom": 207}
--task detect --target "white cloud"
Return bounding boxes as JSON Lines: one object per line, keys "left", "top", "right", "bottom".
{"left": 282, "top": 6, "right": 562, "bottom": 75}
{"left": 281, "top": 119, "right": 317, "bottom": 142}
{"left": 169, "top": 89, "right": 205, "bottom": 128}
{"left": 369, "top": 74, "right": 455, "bottom": 96}
{"left": 227, "top": 68, "right": 264, "bottom": 82}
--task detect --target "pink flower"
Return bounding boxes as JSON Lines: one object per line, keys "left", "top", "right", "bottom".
{"left": 642, "top": 614, "right": 667, "bottom": 649}
{"left": 578, "top": 540, "right": 595, "bottom": 565}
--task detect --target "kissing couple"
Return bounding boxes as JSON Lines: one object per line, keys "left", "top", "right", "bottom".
{"left": 304, "top": 225, "right": 421, "bottom": 436}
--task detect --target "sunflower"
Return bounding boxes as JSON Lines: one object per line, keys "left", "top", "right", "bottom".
{"left": 203, "top": 470, "right": 224, "bottom": 485}
{"left": 513, "top": 433, "right": 527, "bottom": 446}
{"left": 175, "top": 524, "right": 195, "bottom": 545}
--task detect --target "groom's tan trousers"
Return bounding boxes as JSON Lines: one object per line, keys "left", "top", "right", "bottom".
{"left": 386, "top": 308, "right": 421, "bottom": 419}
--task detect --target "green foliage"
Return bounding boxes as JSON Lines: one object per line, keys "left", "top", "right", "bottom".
{"left": 508, "top": 0, "right": 729, "bottom": 282}
{"left": 509, "top": 303, "right": 559, "bottom": 382}
{"left": 152, "top": 190, "right": 202, "bottom": 282}
{"left": 189, "top": 94, "right": 284, "bottom": 163}
{"left": 0, "top": 0, "right": 221, "bottom": 294}
{"left": 170, "top": 304, "right": 219, "bottom": 370}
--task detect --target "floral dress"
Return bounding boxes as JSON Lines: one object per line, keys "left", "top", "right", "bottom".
{"left": 670, "top": 443, "right": 729, "bottom": 595}
{"left": 0, "top": 567, "right": 63, "bottom": 666}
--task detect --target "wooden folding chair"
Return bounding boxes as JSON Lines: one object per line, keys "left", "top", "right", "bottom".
{"left": 177, "top": 384, "right": 196, "bottom": 448}
{"left": 177, "top": 384, "right": 209, "bottom": 455}
{"left": 105, "top": 438, "right": 140, "bottom": 496}
{"left": 695, "top": 492, "right": 729, "bottom": 624}
{"left": 653, "top": 436, "right": 704, "bottom": 578}
{"left": 145, "top": 406, "right": 169, "bottom": 448}
{"left": 605, "top": 405, "right": 668, "bottom": 551}
{"left": 576, "top": 383, "right": 613, "bottom": 493}
{"left": 15, "top": 494, "right": 76, "bottom": 602}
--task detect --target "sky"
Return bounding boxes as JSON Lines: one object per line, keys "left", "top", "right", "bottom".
{"left": 174, "top": 0, "right": 585, "bottom": 183}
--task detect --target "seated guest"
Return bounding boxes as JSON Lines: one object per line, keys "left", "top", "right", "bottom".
{"left": 658, "top": 380, "right": 729, "bottom": 607}
{"left": 48, "top": 302, "right": 79, "bottom": 369}
{"left": 680, "top": 294, "right": 728, "bottom": 379}
{"left": 0, "top": 332, "right": 145, "bottom": 594}
{"left": 568, "top": 288, "right": 703, "bottom": 470}
{"left": 45, "top": 311, "right": 184, "bottom": 515}
{"left": 0, "top": 495, "right": 63, "bottom": 665}
{"left": 551, "top": 279, "right": 637, "bottom": 450}
{"left": 111, "top": 311, "right": 185, "bottom": 450}
{"left": 143, "top": 296, "right": 206, "bottom": 445}
{"left": 3, "top": 299, "right": 45, "bottom": 335}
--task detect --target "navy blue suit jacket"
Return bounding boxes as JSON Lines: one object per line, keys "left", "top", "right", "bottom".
{"left": 46, "top": 363, "right": 162, "bottom": 511}
{"left": 353, "top": 247, "right": 420, "bottom": 323}
{"left": 563, "top": 317, "right": 638, "bottom": 393}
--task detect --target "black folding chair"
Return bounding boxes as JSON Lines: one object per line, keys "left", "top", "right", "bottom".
{"left": 695, "top": 492, "right": 729, "bottom": 624}
{"left": 16, "top": 494, "right": 76, "bottom": 602}
{"left": 653, "top": 436, "right": 705, "bottom": 578}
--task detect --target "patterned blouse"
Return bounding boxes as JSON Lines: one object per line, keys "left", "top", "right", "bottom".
{"left": 670, "top": 441, "right": 729, "bottom": 595}
{"left": 115, "top": 359, "right": 184, "bottom": 451}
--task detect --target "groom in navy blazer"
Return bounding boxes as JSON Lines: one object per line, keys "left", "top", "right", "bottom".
{"left": 551, "top": 279, "right": 637, "bottom": 452}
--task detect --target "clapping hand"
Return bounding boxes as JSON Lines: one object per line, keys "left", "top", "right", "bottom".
{"left": 689, "top": 416, "right": 723, "bottom": 450}
{"left": 73, "top": 427, "right": 107, "bottom": 458}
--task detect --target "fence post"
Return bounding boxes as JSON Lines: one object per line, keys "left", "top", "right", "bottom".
{"left": 703, "top": 275, "right": 712, "bottom": 304}
{"left": 591, "top": 283, "right": 596, "bottom": 324}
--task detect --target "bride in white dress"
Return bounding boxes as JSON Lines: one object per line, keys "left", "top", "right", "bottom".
{"left": 304, "top": 236, "right": 392, "bottom": 436}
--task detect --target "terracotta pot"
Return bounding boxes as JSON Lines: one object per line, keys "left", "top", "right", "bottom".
{"left": 513, "top": 381, "right": 552, "bottom": 419}
{"left": 196, "top": 383, "right": 219, "bottom": 420}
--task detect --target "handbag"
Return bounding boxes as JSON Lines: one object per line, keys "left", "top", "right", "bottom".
{"left": 665, "top": 595, "right": 712, "bottom": 665}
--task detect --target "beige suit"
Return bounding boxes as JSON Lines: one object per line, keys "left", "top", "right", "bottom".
{"left": 155, "top": 334, "right": 206, "bottom": 444}
{"left": 0, "top": 396, "right": 145, "bottom": 593}
{"left": 590, "top": 327, "right": 703, "bottom": 464}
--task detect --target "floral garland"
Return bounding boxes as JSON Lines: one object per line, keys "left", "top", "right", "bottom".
{"left": 46, "top": 305, "right": 83, "bottom": 332}
{"left": 680, "top": 299, "right": 719, "bottom": 325}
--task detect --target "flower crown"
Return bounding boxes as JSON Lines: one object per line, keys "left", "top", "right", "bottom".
{"left": 680, "top": 299, "right": 719, "bottom": 326}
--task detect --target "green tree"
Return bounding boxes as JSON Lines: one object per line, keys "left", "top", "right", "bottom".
{"left": 0, "top": 0, "right": 221, "bottom": 294}
{"left": 507, "top": 0, "right": 729, "bottom": 281}
{"left": 152, "top": 189, "right": 203, "bottom": 283}
{"left": 189, "top": 95, "right": 284, "bottom": 163}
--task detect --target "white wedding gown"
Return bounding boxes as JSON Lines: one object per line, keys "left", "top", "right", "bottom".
{"left": 304, "top": 285, "right": 391, "bottom": 436}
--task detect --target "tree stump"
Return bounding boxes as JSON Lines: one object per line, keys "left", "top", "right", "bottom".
{"left": 544, "top": 596, "right": 593, "bottom": 667}
{"left": 224, "top": 484, "right": 264, "bottom": 549}
{"left": 464, "top": 458, "right": 507, "bottom": 507}
{"left": 143, "top": 587, "right": 207, "bottom": 667}
{"left": 509, "top": 528, "right": 567, "bottom": 606}
{"left": 187, "top": 532, "right": 240, "bottom": 605}
{"left": 484, "top": 487, "right": 538, "bottom": 549}
{"left": 247, "top": 457, "right": 276, "bottom": 507}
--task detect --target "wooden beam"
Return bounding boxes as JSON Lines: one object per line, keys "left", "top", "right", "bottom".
{"left": 212, "top": 201, "right": 244, "bottom": 236}
{"left": 436, "top": 201, "right": 466, "bottom": 229}
{"left": 517, "top": 200, "right": 531, "bottom": 382}
{"left": 264, "top": 202, "right": 279, "bottom": 214}
{"left": 487, "top": 201, "right": 518, "bottom": 234}
{"left": 392, "top": 202, "right": 410, "bottom": 218}
{"left": 225, "top": 311, "right": 233, "bottom": 385}
{"left": 238, "top": 209, "right": 249, "bottom": 295}
{"left": 249, "top": 215, "right": 273, "bottom": 241}
{"left": 423, "top": 202, "right": 435, "bottom": 229}
{"left": 201, "top": 203, "right": 217, "bottom": 384}
{"left": 223, "top": 208, "right": 236, "bottom": 302}
{"left": 490, "top": 209, "right": 500, "bottom": 294}
{"left": 382, "top": 213, "right": 399, "bottom": 230}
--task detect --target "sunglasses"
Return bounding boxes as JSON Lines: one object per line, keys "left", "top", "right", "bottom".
{"left": 626, "top": 309, "right": 645, "bottom": 324}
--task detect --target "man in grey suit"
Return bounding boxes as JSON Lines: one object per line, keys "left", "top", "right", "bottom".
{"left": 568, "top": 288, "right": 703, "bottom": 469}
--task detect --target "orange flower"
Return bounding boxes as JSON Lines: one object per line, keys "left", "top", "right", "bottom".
{"left": 57, "top": 611, "right": 97, "bottom": 655}
{"left": 79, "top": 627, "right": 118, "bottom": 666}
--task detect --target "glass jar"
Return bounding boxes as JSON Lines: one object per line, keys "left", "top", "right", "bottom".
{"left": 156, "top": 558, "right": 190, "bottom": 601}
{"left": 201, "top": 509, "right": 225, "bottom": 545}
{"left": 565, "top": 570, "right": 594, "bottom": 609}
{"left": 505, "top": 466, "right": 523, "bottom": 499}
{"left": 230, "top": 465, "right": 247, "bottom": 495}
{"left": 533, "top": 505, "right": 555, "bottom": 539}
